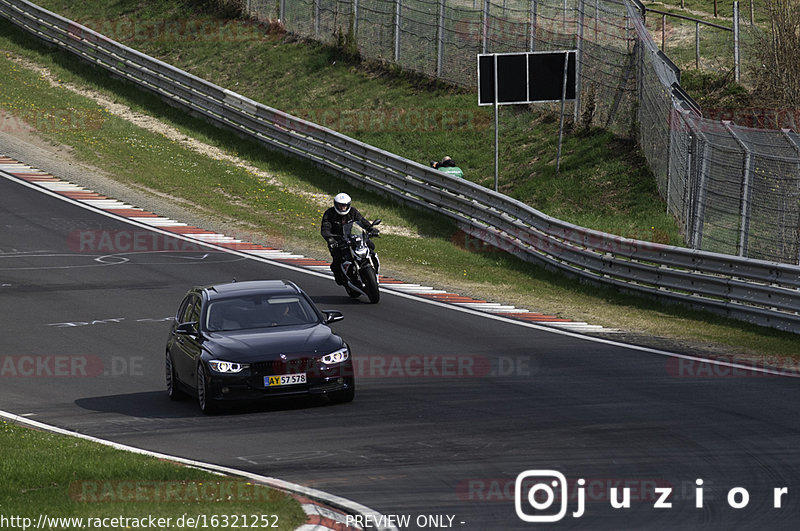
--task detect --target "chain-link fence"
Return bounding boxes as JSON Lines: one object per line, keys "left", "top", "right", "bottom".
{"left": 242, "top": 0, "right": 800, "bottom": 264}
{"left": 246, "top": 0, "right": 638, "bottom": 133}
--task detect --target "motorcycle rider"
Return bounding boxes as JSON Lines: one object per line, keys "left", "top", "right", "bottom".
{"left": 320, "top": 193, "right": 376, "bottom": 285}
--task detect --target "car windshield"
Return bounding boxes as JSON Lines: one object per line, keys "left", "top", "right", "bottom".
{"left": 205, "top": 295, "right": 319, "bottom": 332}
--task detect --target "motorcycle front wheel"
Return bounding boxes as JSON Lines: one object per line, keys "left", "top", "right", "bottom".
{"left": 360, "top": 266, "right": 380, "bottom": 304}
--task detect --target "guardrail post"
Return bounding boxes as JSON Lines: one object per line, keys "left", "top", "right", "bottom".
{"left": 394, "top": 0, "right": 402, "bottom": 63}
{"left": 724, "top": 121, "right": 753, "bottom": 257}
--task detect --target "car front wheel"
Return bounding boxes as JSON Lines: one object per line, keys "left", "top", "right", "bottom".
{"left": 196, "top": 364, "right": 218, "bottom": 414}
{"left": 166, "top": 351, "right": 187, "bottom": 401}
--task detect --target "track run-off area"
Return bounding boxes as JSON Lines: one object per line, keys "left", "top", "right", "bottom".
{"left": 1, "top": 161, "right": 800, "bottom": 530}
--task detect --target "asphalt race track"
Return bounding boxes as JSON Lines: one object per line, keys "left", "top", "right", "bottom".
{"left": 2, "top": 171, "right": 800, "bottom": 530}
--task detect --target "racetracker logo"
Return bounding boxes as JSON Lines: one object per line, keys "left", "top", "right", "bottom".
{"left": 0, "top": 355, "right": 142, "bottom": 378}
{"left": 0, "top": 355, "right": 103, "bottom": 378}
{"left": 68, "top": 229, "right": 285, "bottom": 253}
{"left": 352, "top": 354, "right": 533, "bottom": 378}
{"left": 458, "top": 477, "right": 668, "bottom": 503}
{"left": 68, "top": 17, "right": 270, "bottom": 43}
{"left": 279, "top": 108, "right": 490, "bottom": 134}
{"left": 666, "top": 356, "right": 800, "bottom": 378}
{"left": 1, "top": 108, "right": 106, "bottom": 134}
{"left": 68, "top": 231, "right": 206, "bottom": 253}
{"left": 69, "top": 480, "right": 280, "bottom": 503}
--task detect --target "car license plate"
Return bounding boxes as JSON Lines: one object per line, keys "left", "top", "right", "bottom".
{"left": 265, "top": 373, "right": 307, "bottom": 387}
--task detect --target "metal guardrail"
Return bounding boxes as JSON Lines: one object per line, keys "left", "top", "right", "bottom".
{"left": 2, "top": 0, "right": 799, "bottom": 333}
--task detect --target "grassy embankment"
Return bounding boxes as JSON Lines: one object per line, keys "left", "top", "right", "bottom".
{"left": 0, "top": 0, "right": 797, "bottom": 358}
{"left": 0, "top": 420, "right": 305, "bottom": 529}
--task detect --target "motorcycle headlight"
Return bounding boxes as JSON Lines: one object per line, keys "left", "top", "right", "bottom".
{"left": 321, "top": 347, "right": 349, "bottom": 365}
{"left": 208, "top": 360, "right": 248, "bottom": 373}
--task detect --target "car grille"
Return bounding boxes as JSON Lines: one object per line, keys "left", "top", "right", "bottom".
{"left": 251, "top": 358, "right": 317, "bottom": 376}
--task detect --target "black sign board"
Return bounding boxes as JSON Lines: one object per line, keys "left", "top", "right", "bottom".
{"left": 478, "top": 51, "right": 577, "bottom": 106}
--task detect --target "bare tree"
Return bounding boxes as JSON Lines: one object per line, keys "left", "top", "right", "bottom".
{"left": 755, "top": 0, "right": 800, "bottom": 106}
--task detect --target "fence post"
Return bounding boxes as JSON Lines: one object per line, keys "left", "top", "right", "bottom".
{"left": 394, "top": 0, "right": 402, "bottom": 63}
{"left": 575, "top": 0, "right": 585, "bottom": 124}
{"left": 781, "top": 129, "right": 800, "bottom": 264}
{"left": 280, "top": 0, "right": 285, "bottom": 21}
{"left": 595, "top": 0, "right": 599, "bottom": 40}
{"left": 684, "top": 131, "right": 695, "bottom": 240}
{"left": 661, "top": 13, "right": 666, "bottom": 50}
{"left": 353, "top": 0, "right": 360, "bottom": 40}
{"left": 692, "top": 130, "right": 710, "bottom": 249}
{"left": 724, "top": 121, "right": 753, "bottom": 257}
{"left": 626, "top": 12, "right": 630, "bottom": 53}
{"left": 695, "top": 21, "right": 699, "bottom": 69}
{"left": 482, "top": 0, "right": 490, "bottom": 54}
{"left": 314, "top": 0, "right": 320, "bottom": 37}
{"left": 437, "top": 0, "right": 445, "bottom": 78}
{"left": 529, "top": 0, "right": 537, "bottom": 52}
{"left": 733, "top": 1, "right": 740, "bottom": 82}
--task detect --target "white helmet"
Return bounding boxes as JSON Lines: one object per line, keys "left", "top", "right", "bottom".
{"left": 334, "top": 193, "right": 351, "bottom": 215}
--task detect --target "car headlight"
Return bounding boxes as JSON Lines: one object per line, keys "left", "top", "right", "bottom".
{"left": 208, "top": 360, "right": 248, "bottom": 373}
{"left": 321, "top": 347, "right": 349, "bottom": 365}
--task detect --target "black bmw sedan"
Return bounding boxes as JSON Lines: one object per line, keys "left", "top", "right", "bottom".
{"left": 165, "top": 280, "right": 354, "bottom": 413}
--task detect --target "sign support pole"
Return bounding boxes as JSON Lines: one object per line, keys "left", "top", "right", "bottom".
{"left": 556, "top": 52, "right": 569, "bottom": 174}
{"left": 493, "top": 54, "right": 499, "bottom": 191}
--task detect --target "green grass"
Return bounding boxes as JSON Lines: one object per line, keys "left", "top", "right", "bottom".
{"left": 31, "top": 0, "right": 683, "bottom": 246}
{"left": 0, "top": 2, "right": 798, "bottom": 363}
{"left": 0, "top": 420, "right": 306, "bottom": 529}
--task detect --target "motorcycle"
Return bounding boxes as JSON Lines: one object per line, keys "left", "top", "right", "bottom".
{"left": 337, "top": 219, "right": 382, "bottom": 303}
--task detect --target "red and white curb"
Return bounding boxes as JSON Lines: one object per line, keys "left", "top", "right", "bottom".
{"left": 0, "top": 155, "right": 616, "bottom": 335}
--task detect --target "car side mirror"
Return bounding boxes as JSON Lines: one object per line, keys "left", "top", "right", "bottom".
{"left": 322, "top": 310, "right": 344, "bottom": 324}
{"left": 176, "top": 321, "right": 198, "bottom": 335}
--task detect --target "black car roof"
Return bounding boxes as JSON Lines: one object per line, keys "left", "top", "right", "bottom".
{"left": 202, "top": 280, "right": 302, "bottom": 300}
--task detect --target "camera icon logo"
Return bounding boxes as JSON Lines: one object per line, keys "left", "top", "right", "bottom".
{"left": 515, "top": 470, "right": 568, "bottom": 523}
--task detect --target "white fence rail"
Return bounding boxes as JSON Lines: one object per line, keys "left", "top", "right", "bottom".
{"left": 2, "top": 0, "right": 799, "bottom": 333}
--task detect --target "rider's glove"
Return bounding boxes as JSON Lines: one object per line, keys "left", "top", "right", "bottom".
{"left": 327, "top": 238, "right": 338, "bottom": 248}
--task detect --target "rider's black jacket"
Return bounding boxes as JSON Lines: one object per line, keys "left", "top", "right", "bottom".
{"left": 320, "top": 206, "right": 373, "bottom": 242}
